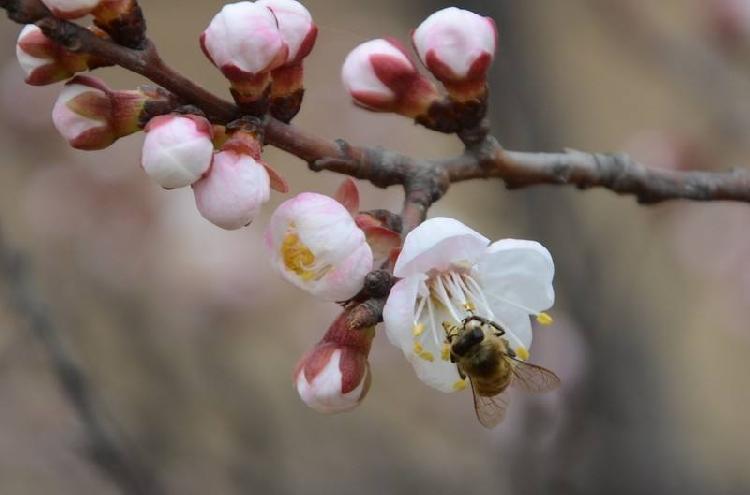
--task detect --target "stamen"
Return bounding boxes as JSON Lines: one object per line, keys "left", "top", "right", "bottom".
{"left": 515, "top": 346, "right": 530, "bottom": 361}
{"left": 432, "top": 276, "right": 462, "bottom": 323}
{"left": 425, "top": 290, "right": 442, "bottom": 347}
{"left": 412, "top": 322, "right": 425, "bottom": 336}
{"left": 281, "top": 231, "right": 331, "bottom": 281}
{"left": 485, "top": 291, "right": 548, "bottom": 321}
{"left": 452, "top": 379, "right": 467, "bottom": 391}
{"left": 441, "top": 343, "right": 451, "bottom": 361}
{"left": 536, "top": 312, "right": 554, "bottom": 326}
{"left": 464, "top": 275, "right": 496, "bottom": 320}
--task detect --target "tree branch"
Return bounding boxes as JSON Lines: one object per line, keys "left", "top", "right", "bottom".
{"left": 3, "top": 0, "right": 749, "bottom": 214}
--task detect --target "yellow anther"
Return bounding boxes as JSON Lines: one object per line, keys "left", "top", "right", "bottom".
{"left": 463, "top": 302, "right": 476, "bottom": 312}
{"left": 441, "top": 344, "right": 451, "bottom": 361}
{"left": 515, "top": 346, "right": 530, "bottom": 361}
{"left": 536, "top": 312, "right": 554, "bottom": 326}
{"left": 413, "top": 342, "right": 424, "bottom": 354}
{"left": 412, "top": 323, "right": 425, "bottom": 336}
{"left": 281, "top": 232, "right": 317, "bottom": 280}
{"left": 452, "top": 379, "right": 467, "bottom": 391}
{"left": 418, "top": 351, "right": 435, "bottom": 362}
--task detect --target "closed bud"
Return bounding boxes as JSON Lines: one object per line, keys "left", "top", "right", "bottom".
{"left": 192, "top": 126, "right": 275, "bottom": 230}
{"left": 341, "top": 38, "right": 439, "bottom": 118}
{"left": 16, "top": 25, "right": 109, "bottom": 86}
{"left": 294, "top": 312, "right": 374, "bottom": 414}
{"left": 256, "top": 0, "right": 317, "bottom": 122}
{"left": 51, "top": 75, "right": 153, "bottom": 150}
{"left": 141, "top": 114, "right": 214, "bottom": 189}
{"left": 413, "top": 7, "right": 497, "bottom": 100}
{"left": 41, "top": 0, "right": 103, "bottom": 19}
{"left": 201, "top": 1, "right": 288, "bottom": 110}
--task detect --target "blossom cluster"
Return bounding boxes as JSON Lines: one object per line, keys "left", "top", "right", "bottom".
{"left": 14, "top": 1, "right": 555, "bottom": 418}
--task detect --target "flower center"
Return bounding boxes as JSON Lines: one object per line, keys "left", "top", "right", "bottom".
{"left": 281, "top": 231, "right": 331, "bottom": 281}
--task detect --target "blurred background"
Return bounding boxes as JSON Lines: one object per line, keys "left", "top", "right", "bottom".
{"left": 1, "top": 0, "right": 749, "bottom": 493}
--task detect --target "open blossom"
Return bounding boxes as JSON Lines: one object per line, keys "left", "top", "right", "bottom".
{"left": 294, "top": 312, "right": 374, "bottom": 414}
{"left": 341, "top": 38, "right": 439, "bottom": 117}
{"left": 383, "top": 218, "right": 554, "bottom": 393}
{"left": 41, "top": 0, "right": 102, "bottom": 19}
{"left": 201, "top": 1, "right": 288, "bottom": 104}
{"left": 51, "top": 75, "right": 150, "bottom": 150}
{"left": 265, "top": 192, "right": 373, "bottom": 302}
{"left": 413, "top": 7, "right": 497, "bottom": 99}
{"left": 141, "top": 114, "right": 214, "bottom": 189}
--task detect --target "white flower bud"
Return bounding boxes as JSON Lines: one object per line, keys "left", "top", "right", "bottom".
{"left": 141, "top": 115, "right": 214, "bottom": 189}
{"left": 256, "top": 0, "right": 317, "bottom": 65}
{"left": 200, "top": 1, "right": 288, "bottom": 79}
{"left": 192, "top": 151, "right": 271, "bottom": 230}
{"left": 40, "top": 0, "right": 102, "bottom": 19}
{"left": 413, "top": 7, "right": 497, "bottom": 99}
{"left": 341, "top": 39, "right": 438, "bottom": 117}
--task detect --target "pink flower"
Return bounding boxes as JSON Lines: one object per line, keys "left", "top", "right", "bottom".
{"left": 294, "top": 312, "right": 373, "bottom": 414}
{"left": 256, "top": 0, "right": 317, "bottom": 66}
{"left": 141, "top": 115, "right": 214, "bottom": 189}
{"left": 201, "top": 2, "right": 288, "bottom": 86}
{"left": 192, "top": 150, "right": 270, "bottom": 230}
{"left": 265, "top": 192, "right": 373, "bottom": 302}
{"left": 412, "top": 7, "right": 497, "bottom": 99}
{"left": 341, "top": 38, "right": 439, "bottom": 117}
{"left": 51, "top": 75, "right": 148, "bottom": 150}
{"left": 40, "top": 0, "right": 102, "bottom": 19}
{"left": 383, "top": 218, "right": 554, "bottom": 392}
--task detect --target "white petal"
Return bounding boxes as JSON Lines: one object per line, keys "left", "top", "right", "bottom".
{"left": 477, "top": 239, "right": 555, "bottom": 313}
{"left": 256, "top": 0, "right": 313, "bottom": 61}
{"left": 394, "top": 217, "right": 489, "bottom": 278}
{"left": 298, "top": 241, "right": 373, "bottom": 302}
{"left": 484, "top": 296, "right": 533, "bottom": 351}
{"left": 383, "top": 273, "right": 426, "bottom": 351}
{"left": 52, "top": 84, "right": 107, "bottom": 143}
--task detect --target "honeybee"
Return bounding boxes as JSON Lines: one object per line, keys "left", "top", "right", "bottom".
{"left": 442, "top": 314, "right": 560, "bottom": 428}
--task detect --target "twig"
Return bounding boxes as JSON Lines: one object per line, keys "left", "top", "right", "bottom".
{"left": 2, "top": 0, "right": 748, "bottom": 214}
{"left": 0, "top": 229, "right": 164, "bottom": 495}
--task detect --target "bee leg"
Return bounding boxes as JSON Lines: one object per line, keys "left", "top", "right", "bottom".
{"left": 456, "top": 365, "right": 466, "bottom": 380}
{"left": 489, "top": 321, "right": 506, "bottom": 336}
{"left": 441, "top": 321, "right": 458, "bottom": 342}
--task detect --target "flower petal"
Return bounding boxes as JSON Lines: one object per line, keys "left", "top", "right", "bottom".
{"left": 306, "top": 242, "right": 373, "bottom": 301}
{"left": 484, "top": 297, "right": 533, "bottom": 351}
{"left": 383, "top": 273, "right": 426, "bottom": 351}
{"left": 477, "top": 239, "right": 555, "bottom": 313}
{"left": 394, "top": 217, "right": 489, "bottom": 278}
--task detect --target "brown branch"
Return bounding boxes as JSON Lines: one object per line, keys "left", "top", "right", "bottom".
{"left": 0, "top": 229, "right": 164, "bottom": 495}
{"left": 4, "top": 0, "right": 748, "bottom": 212}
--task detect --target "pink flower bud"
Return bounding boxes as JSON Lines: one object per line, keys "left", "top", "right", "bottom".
{"left": 413, "top": 7, "right": 497, "bottom": 100}
{"left": 294, "top": 313, "right": 374, "bottom": 414}
{"left": 192, "top": 151, "right": 271, "bottom": 230}
{"left": 16, "top": 25, "right": 88, "bottom": 86}
{"left": 342, "top": 38, "right": 439, "bottom": 118}
{"left": 201, "top": 1, "right": 288, "bottom": 104}
{"left": 266, "top": 192, "right": 374, "bottom": 302}
{"left": 141, "top": 115, "right": 214, "bottom": 189}
{"left": 52, "top": 75, "right": 149, "bottom": 150}
{"left": 41, "top": 0, "right": 103, "bottom": 19}
{"left": 256, "top": 0, "right": 317, "bottom": 66}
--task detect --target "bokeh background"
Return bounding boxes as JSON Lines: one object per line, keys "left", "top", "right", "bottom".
{"left": 1, "top": 0, "right": 749, "bottom": 494}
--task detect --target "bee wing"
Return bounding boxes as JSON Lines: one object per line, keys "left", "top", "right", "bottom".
{"left": 509, "top": 358, "right": 561, "bottom": 394}
{"left": 467, "top": 375, "right": 511, "bottom": 429}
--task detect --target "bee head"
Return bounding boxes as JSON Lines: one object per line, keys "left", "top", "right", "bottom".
{"left": 451, "top": 323, "right": 485, "bottom": 357}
